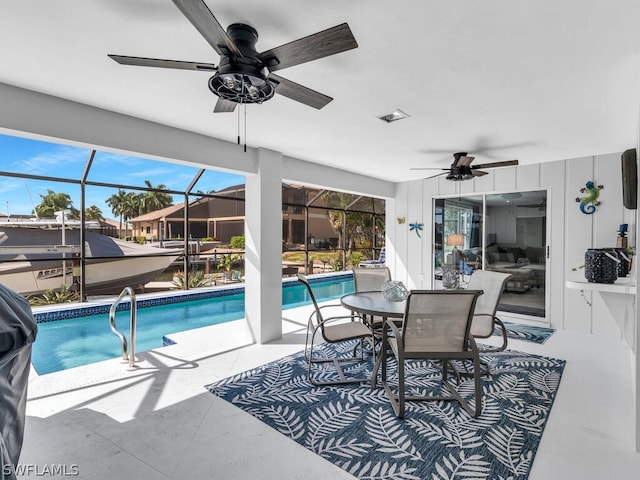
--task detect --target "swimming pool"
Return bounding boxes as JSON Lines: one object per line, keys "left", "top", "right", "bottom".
{"left": 31, "top": 275, "right": 355, "bottom": 375}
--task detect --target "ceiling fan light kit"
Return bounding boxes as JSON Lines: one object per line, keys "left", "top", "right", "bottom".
{"left": 207, "top": 24, "right": 275, "bottom": 105}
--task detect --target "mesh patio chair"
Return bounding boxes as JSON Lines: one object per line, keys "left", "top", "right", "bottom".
{"left": 352, "top": 266, "right": 391, "bottom": 292}
{"left": 352, "top": 266, "right": 392, "bottom": 329}
{"left": 298, "top": 274, "right": 374, "bottom": 386}
{"left": 466, "top": 270, "right": 512, "bottom": 352}
{"left": 451, "top": 269, "right": 512, "bottom": 377}
{"left": 381, "top": 289, "right": 483, "bottom": 418}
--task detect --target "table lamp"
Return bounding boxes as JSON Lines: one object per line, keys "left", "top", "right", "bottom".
{"left": 446, "top": 234, "right": 464, "bottom": 266}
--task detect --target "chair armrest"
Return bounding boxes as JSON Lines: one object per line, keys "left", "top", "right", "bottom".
{"left": 307, "top": 304, "right": 351, "bottom": 326}
{"left": 382, "top": 318, "right": 403, "bottom": 357}
{"left": 467, "top": 334, "right": 480, "bottom": 353}
{"left": 316, "top": 303, "right": 353, "bottom": 316}
{"left": 316, "top": 303, "right": 344, "bottom": 312}
{"left": 384, "top": 318, "right": 402, "bottom": 338}
{"left": 320, "top": 314, "right": 366, "bottom": 327}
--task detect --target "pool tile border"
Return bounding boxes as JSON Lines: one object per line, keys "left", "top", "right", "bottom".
{"left": 33, "top": 273, "right": 352, "bottom": 323}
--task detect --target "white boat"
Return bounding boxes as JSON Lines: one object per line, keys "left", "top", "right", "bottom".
{"left": 0, "top": 218, "right": 182, "bottom": 296}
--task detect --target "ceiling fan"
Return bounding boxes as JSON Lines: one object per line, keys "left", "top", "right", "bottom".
{"left": 411, "top": 152, "right": 519, "bottom": 181}
{"left": 108, "top": 0, "right": 358, "bottom": 112}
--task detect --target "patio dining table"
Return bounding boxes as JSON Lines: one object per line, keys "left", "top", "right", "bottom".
{"left": 340, "top": 291, "right": 406, "bottom": 321}
{"left": 340, "top": 291, "right": 406, "bottom": 386}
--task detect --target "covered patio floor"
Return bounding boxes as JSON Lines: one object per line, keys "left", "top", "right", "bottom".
{"left": 20, "top": 302, "right": 640, "bottom": 479}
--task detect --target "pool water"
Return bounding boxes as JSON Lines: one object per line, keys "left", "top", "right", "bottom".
{"left": 31, "top": 276, "right": 355, "bottom": 375}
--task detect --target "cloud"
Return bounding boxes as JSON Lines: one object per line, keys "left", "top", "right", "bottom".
{"left": 15, "top": 145, "right": 91, "bottom": 175}
{"left": 0, "top": 179, "right": 22, "bottom": 194}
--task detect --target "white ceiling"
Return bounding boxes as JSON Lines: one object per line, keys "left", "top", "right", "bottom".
{"left": 2, "top": 0, "right": 640, "bottom": 183}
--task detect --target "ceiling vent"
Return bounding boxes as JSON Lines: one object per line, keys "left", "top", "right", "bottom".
{"left": 378, "top": 109, "right": 410, "bottom": 123}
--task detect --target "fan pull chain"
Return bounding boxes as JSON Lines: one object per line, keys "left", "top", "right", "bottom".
{"left": 244, "top": 102, "right": 247, "bottom": 153}
{"left": 237, "top": 102, "right": 241, "bottom": 146}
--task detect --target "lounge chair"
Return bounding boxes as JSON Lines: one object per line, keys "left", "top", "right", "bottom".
{"left": 359, "top": 247, "right": 386, "bottom": 267}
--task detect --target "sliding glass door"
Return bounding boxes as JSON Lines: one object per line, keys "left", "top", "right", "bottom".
{"left": 434, "top": 190, "right": 547, "bottom": 318}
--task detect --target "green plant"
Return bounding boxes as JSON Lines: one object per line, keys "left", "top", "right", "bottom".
{"left": 136, "top": 235, "right": 146, "bottom": 244}
{"left": 230, "top": 235, "right": 245, "bottom": 249}
{"left": 171, "top": 270, "right": 212, "bottom": 289}
{"left": 218, "top": 253, "right": 241, "bottom": 272}
{"left": 329, "top": 254, "right": 343, "bottom": 272}
{"left": 28, "top": 283, "right": 79, "bottom": 306}
{"left": 348, "top": 251, "right": 363, "bottom": 268}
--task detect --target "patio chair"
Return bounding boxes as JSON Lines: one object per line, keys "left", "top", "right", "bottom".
{"left": 298, "top": 274, "right": 375, "bottom": 386}
{"left": 381, "top": 289, "right": 483, "bottom": 418}
{"left": 352, "top": 266, "right": 391, "bottom": 292}
{"left": 466, "top": 270, "right": 512, "bottom": 353}
{"left": 352, "top": 266, "right": 392, "bottom": 330}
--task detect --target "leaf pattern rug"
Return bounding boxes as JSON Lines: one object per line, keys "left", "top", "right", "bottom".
{"left": 206, "top": 343, "right": 565, "bottom": 480}
{"left": 500, "top": 322, "right": 556, "bottom": 344}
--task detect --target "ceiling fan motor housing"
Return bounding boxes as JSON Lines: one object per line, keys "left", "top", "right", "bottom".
{"left": 446, "top": 165, "right": 474, "bottom": 180}
{"left": 208, "top": 23, "right": 275, "bottom": 104}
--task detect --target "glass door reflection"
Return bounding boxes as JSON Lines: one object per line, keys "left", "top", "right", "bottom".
{"left": 434, "top": 190, "right": 547, "bottom": 318}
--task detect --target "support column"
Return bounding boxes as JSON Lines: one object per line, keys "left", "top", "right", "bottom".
{"left": 244, "top": 148, "right": 283, "bottom": 343}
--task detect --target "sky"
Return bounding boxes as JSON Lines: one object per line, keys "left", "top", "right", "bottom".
{"left": 0, "top": 133, "right": 245, "bottom": 219}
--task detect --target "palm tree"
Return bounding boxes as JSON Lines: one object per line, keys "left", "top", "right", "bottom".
{"left": 84, "top": 205, "right": 104, "bottom": 220}
{"left": 106, "top": 189, "right": 129, "bottom": 238}
{"left": 141, "top": 180, "right": 173, "bottom": 213}
{"left": 121, "top": 192, "right": 142, "bottom": 237}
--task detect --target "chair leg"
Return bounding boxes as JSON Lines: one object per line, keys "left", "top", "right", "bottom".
{"left": 382, "top": 356, "right": 405, "bottom": 416}
{"left": 397, "top": 354, "right": 405, "bottom": 418}
{"left": 472, "top": 353, "right": 482, "bottom": 418}
{"left": 381, "top": 333, "right": 401, "bottom": 417}
{"left": 439, "top": 358, "right": 483, "bottom": 419}
{"left": 307, "top": 331, "right": 373, "bottom": 386}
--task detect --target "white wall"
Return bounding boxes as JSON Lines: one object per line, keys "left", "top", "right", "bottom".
{"left": 390, "top": 154, "right": 637, "bottom": 335}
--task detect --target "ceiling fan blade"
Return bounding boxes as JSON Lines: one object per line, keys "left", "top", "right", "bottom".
{"left": 108, "top": 54, "right": 217, "bottom": 71}
{"left": 472, "top": 160, "right": 519, "bottom": 169}
{"left": 455, "top": 155, "right": 475, "bottom": 167}
{"left": 425, "top": 171, "right": 449, "bottom": 179}
{"left": 472, "top": 170, "right": 489, "bottom": 177}
{"left": 259, "top": 23, "right": 357, "bottom": 72}
{"left": 172, "top": 0, "right": 242, "bottom": 57}
{"left": 409, "top": 167, "right": 449, "bottom": 171}
{"left": 269, "top": 73, "right": 332, "bottom": 109}
{"left": 213, "top": 98, "right": 237, "bottom": 113}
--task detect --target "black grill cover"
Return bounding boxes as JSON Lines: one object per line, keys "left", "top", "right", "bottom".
{"left": 0, "top": 284, "right": 37, "bottom": 479}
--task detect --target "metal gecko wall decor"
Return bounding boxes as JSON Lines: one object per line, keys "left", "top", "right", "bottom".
{"left": 576, "top": 181, "right": 603, "bottom": 214}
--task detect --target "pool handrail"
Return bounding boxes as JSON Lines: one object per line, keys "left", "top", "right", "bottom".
{"left": 108, "top": 286, "right": 138, "bottom": 370}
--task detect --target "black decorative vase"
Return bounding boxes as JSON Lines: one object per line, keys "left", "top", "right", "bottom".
{"left": 615, "top": 248, "right": 631, "bottom": 277}
{"left": 584, "top": 249, "right": 618, "bottom": 284}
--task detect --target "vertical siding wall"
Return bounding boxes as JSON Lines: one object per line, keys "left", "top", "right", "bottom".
{"left": 389, "top": 152, "right": 636, "bottom": 335}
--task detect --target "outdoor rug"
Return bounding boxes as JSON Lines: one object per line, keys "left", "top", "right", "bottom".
{"left": 498, "top": 322, "right": 556, "bottom": 344}
{"left": 206, "top": 343, "right": 565, "bottom": 480}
